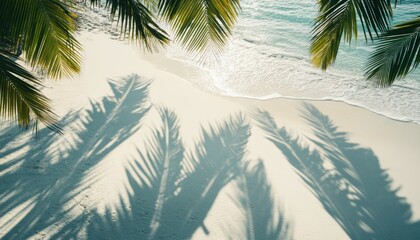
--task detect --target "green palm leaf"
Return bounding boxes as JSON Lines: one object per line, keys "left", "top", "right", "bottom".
{"left": 310, "top": 0, "right": 393, "bottom": 69}
{"left": 0, "top": 0, "right": 240, "bottom": 130}
{"left": 158, "top": 0, "right": 241, "bottom": 58}
{"left": 0, "top": 0, "right": 82, "bottom": 79}
{"left": 0, "top": 50, "right": 60, "bottom": 132}
{"left": 365, "top": 16, "right": 420, "bottom": 86}
{"left": 88, "top": 0, "right": 169, "bottom": 50}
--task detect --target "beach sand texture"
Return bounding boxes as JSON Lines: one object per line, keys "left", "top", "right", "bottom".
{"left": 1, "top": 10, "right": 420, "bottom": 240}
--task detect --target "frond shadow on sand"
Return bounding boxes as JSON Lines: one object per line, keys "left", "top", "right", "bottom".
{"left": 254, "top": 103, "right": 420, "bottom": 240}
{"left": 229, "top": 159, "right": 291, "bottom": 240}
{"left": 87, "top": 109, "right": 253, "bottom": 239}
{"left": 1, "top": 73, "right": 294, "bottom": 239}
{"left": 0, "top": 74, "right": 151, "bottom": 239}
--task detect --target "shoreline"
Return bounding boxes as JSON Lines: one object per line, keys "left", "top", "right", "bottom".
{"left": 142, "top": 47, "right": 420, "bottom": 126}
{"left": 72, "top": 31, "right": 420, "bottom": 212}
{"left": 230, "top": 94, "right": 420, "bottom": 125}
{"left": 134, "top": 39, "right": 420, "bottom": 221}
{"left": 76, "top": 3, "right": 420, "bottom": 126}
{"left": 1, "top": 15, "right": 419, "bottom": 239}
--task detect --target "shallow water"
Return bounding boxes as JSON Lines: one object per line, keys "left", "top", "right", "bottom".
{"left": 167, "top": 0, "right": 420, "bottom": 123}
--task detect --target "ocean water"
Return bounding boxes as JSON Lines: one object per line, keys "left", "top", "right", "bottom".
{"left": 167, "top": 0, "right": 420, "bottom": 123}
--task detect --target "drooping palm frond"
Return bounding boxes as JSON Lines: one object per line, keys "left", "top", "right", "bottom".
{"left": 158, "top": 0, "right": 241, "bottom": 59}
{"left": 0, "top": 0, "right": 82, "bottom": 79}
{"left": 0, "top": 50, "right": 60, "bottom": 131}
{"left": 0, "top": 0, "right": 83, "bottom": 130}
{"left": 310, "top": 0, "right": 393, "bottom": 69}
{"left": 365, "top": 16, "right": 420, "bottom": 86}
{"left": 87, "top": 0, "right": 169, "bottom": 50}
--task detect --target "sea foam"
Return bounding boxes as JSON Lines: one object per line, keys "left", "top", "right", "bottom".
{"left": 166, "top": 0, "right": 420, "bottom": 123}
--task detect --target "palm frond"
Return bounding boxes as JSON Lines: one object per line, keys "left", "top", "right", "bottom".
{"left": 0, "top": 50, "right": 60, "bottom": 131}
{"left": 310, "top": 0, "right": 392, "bottom": 69}
{"left": 88, "top": 0, "right": 169, "bottom": 50}
{"left": 365, "top": 16, "right": 420, "bottom": 86}
{"left": 158, "top": 0, "right": 241, "bottom": 59}
{"left": 0, "top": 0, "right": 82, "bottom": 79}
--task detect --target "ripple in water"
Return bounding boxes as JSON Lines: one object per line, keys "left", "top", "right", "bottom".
{"left": 166, "top": 0, "right": 420, "bottom": 123}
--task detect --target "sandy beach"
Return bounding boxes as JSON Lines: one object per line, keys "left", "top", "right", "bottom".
{"left": 1, "top": 16, "right": 420, "bottom": 240}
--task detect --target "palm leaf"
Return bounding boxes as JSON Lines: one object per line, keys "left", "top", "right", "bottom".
{"left": 365, "top": 16, "right": 420, "bottom": 86}
{"left": 158, "top": 0, "right": 241, "bottom": 59}
{"left": 0, "top": 50, "right": 60, "bottom": 131}
{"left": 87, "top": 0, "right": 169, "bottom": 50}
{"left": 0, "top": 0, "right": 82, "bottom": 79}
{"left": 310, "top": 0, "right": 393, "bottom": 69}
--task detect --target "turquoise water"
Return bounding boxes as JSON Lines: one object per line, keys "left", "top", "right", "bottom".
{"left": 168, "top": 0, "right": 420, "bottom": 123}
{"left": 236, "top": 0, "right": 419, "bottom": 74}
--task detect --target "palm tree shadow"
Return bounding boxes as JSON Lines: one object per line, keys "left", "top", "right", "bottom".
{"left": 0, "top": 74, "right": 151, "bottom": 239}
{"left": 1, "top": 77, "right": 289, "bottom": 239}
{"left": 87, "top": 110, "right": 252, "bottom": 239}
{"left": 254, "top": 103, "right": 420, "bottom": 240}
{"left": 230, "top": 159, "right": 291, "bottom": 240}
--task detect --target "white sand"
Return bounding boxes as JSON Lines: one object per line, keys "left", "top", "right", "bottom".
{"left": 1, "top": 9, "right": 420, "bottom": 240}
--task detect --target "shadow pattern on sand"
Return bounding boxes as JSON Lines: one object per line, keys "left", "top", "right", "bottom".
{"left": 4, "top": 74, "right": 417, "bottom": 239}
{"left": 0, "top": 74, "right": 290, "bottom": 239}
{"left": 87, "top": 108, "right": 252, "bottom": 239}
{"left": 0, "top": 74, "right": 151, "bottom": 239}
{"left": 86, "top": 108, "right": 291, "bottom": 240}
{"left": 255, "top": 103, "right": 420, "bottom": 240}
{"left": 230, "top": 160, "right": 291, "bottom": 240}
{"left": 87, "top": 108, "right": 290, "bottom": 239}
